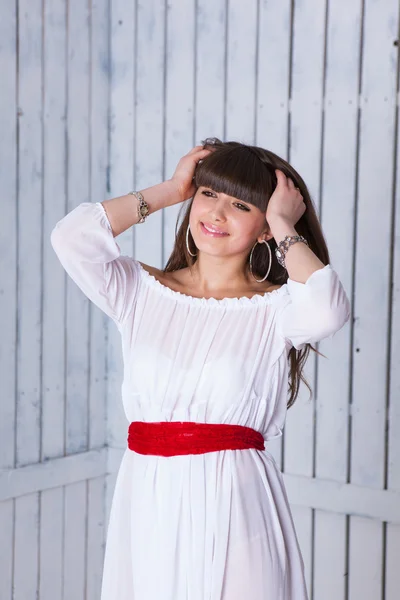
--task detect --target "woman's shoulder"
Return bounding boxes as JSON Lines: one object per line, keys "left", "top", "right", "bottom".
{"left": 137, "top": 262, "right": 283, "bottom": 299}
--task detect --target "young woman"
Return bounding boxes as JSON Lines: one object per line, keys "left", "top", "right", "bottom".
{"left": 51, "top": 138, "right": 350, "bottom": 599}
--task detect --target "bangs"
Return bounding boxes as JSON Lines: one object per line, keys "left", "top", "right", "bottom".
{"left": 193, "top": 142, "right": 277, "bottom": 211}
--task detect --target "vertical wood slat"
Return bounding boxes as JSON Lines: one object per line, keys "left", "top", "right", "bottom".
{"left": 224, "top": 0, "right": 258, "bottom": 143}
{"left": 0, "top": 0, "right": 17, "bottom": 596}
{"left": 41, "top": 0, "right": 68, "bottom": 596}
{"left": 134, "top": 0, "right": 166, "bottom": 268}
{"left": 63, "top": 2, "right": 92, "bottom": 598}
{"left": 350, "top": 1, "right": 399, "bottom": 598}
{"left": 255, "top": 0, "right": 292, "bottom": 474}
{"left": 163, "top": 0, "right": 196, "bottom": 261}
{"left": 387, "top": 3, "right": 400, "bottom": 597}
{"left": 14, "top": 0, "right": 43, "bottom": 597}
{"left": 284, "top": 1, "right": 327, "bottom": 595}
{"left": 195, "top": 0, "right": 226, "bottom": 142}
{"left": 313, "top": 1, "right": 362, "bottom": 598}
{"left": 1, "top": 1, "right": 400, "bottom": 599}
{"left": 87, "top": 0, "right": 109, "bottom": 594}
{"left": 107, "top": 0, "right": 136, "bottom": 456}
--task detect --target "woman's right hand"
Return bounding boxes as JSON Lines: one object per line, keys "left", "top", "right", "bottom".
{"left": 169, "top": 145, "right": 213, "bottom": 203}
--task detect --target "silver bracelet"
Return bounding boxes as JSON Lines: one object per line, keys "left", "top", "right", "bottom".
{"left": 128, "top": 190, "right": 150, "bottom": 224}
{"left": 274, "top": 235, "right": 309, "bottom": 269}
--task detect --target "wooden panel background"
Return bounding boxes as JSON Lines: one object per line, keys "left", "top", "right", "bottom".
{"left": 0, "top": 1, "right": 399, "bottom": 598}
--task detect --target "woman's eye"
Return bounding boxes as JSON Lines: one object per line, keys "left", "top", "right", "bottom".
{"left": 201, "top": 191, "right": 249, "bottom": 211}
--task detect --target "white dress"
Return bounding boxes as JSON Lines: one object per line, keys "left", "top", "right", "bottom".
{"left": 51, "top": 201, "right": 351, "bottom": 600}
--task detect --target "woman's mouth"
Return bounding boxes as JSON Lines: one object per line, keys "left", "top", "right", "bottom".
{"left": 200, "top": 222, "right": 229, "bottom": 237}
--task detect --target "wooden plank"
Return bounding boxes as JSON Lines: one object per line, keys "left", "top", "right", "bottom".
{"left": 0, "top": 448, "right": 107, "bottom": 502}
{"left": 0, "top": 0, "right": 17, "bottom": 474}
{"left": 14, "top": 493, "right": 39, "bottom": 600}
{"left": 89, "top": 0, "right": 108, "bottom": 452}
{"left": 314, "top": 1, "right": 361, "bottom": 597}
{"left": 284, "top": 0, "right": 327, "bottom": 591}
{"left": 224, "top": 0, "right": 258, "bottom": 142}
{"left": 255, "top": 0, "right": 292, "bottom": 471}
{"left": 195, "top": 0, "right": 226, "bottom": 141}
{"left": 314, "top": 511, "right": 346, "bottom": 600}
{"left": 39, "top": 488, "right": 63, "bottom": 600}
{"left": 107, "top": 0, "right": 136, "bottom": 451}
{"left": 349, "top": 0, "right": 398, "bottom": 595}
{"left": 65, "top": 0, "right": 91, "bottom": 455}
{"left": 386, "top": 524, "right": 400, "bottom": 600}
{"left": 63, "top": 482, "right": 87, "bottom": 600}
{"left": 42, "top": 0, "right": 67, "bottom": 461}
{"left": 349, "top": 517, "right": 383, "bottom": 600}
{"left": 0, "top": 501, "right": 14, "bottom": 600}
{"left": 291, "top": 505, "right": 312, "bottom": 598}
{"left": 14, "top": 1, "right": 43, "bottom": 596}
{"left": 134, "top": 0, "right": 166, "bottom": 268}
{"left": 163, "top": 0, "right": 196, "bottom": 260}
{"left": 86, "top": 477, "right": 106, "bottom": 600}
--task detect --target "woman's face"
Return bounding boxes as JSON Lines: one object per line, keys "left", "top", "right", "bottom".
{"left": 189, "top": 186, "right": 271, "bottom": 258}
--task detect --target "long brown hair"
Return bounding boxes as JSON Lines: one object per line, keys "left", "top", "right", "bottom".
{"left": 163, "top": 137, "right": 330, "bottom": 408}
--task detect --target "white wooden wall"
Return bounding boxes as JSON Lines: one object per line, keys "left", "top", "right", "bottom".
{"left": 1, "top": 1, "right": 399, "bottom": 599}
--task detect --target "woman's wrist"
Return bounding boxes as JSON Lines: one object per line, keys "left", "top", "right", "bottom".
{"left": 139, "top": 179, "right": 183, "bottom": 214}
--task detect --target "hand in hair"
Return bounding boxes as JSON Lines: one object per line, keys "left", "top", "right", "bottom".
{"left": 266, "top": 169, "right": 306, "bottom": 228}
{"left": 170, "top": 145, "right": 213, "bottom": 203}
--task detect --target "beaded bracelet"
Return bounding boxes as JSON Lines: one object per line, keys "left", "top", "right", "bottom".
{"left": 275, "top": 235, "right": 309, "bottom": 269}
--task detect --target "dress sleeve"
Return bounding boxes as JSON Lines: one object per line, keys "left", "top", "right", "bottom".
{"left": 275, "top": 264, "right": 351, "bottom": 351}
{"left": 50, "top": 201, "right": 140, "bottom": 329}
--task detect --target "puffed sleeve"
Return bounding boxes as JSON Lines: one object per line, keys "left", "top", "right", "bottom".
{"left": 50, "top": 201, "right": 140, "bottom": 329}
{"left": 275, "top": 264, "right": 351, "bottom": 351}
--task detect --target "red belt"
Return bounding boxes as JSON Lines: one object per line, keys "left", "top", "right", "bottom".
{"left": 127, "top": 421, "right": 265, "bottom": 456}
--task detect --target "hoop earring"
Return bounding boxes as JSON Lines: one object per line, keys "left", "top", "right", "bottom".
{"left": 249, "top": 239, "right": 272, "bottom": 283}
{"left": 186, "top": 224, "right": 197, "bottom": 257}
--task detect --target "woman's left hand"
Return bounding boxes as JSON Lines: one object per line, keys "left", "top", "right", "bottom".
{"left": 265, "top": 169, "right": 306, "bottom": 228}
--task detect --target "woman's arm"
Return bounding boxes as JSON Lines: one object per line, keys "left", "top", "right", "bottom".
{"left": 101, "top": 179, "right": 181, "bottom": 237}
{"left": 269, "top": 217, "right": 326, "bottom": 283}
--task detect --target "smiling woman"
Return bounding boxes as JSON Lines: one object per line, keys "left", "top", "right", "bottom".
{"left": 51, "top": 138, "right": 350, "bottom": 600}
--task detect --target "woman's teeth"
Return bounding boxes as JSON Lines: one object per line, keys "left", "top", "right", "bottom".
{"left": 200, "top": 222, "right": 229, "bottom": 237}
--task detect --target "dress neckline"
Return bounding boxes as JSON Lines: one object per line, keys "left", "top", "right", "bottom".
{"left": 136, "top": 261, "right": 288, "bottom": 308}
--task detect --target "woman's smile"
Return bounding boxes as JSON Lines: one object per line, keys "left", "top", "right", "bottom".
{"left": 200, "top": 221, "right": 230, "bottom": 237}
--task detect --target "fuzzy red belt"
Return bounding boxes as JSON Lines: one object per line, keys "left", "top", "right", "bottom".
{"left": 127, "top": 421, "right": 265, "bottom": 456}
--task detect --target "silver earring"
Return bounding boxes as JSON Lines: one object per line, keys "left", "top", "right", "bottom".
{"left": 249, "top": 239, "right": 272, "bottom": 282}
{"left": 186, "top": 224, "right": 197, "bottom": 257}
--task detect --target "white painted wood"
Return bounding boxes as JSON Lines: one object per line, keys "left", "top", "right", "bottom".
{"left": 349, "top": 2, "right": 398, "bottom": 598}
{"left": 89, "top": 0, "right": 109, "bottom": 453}
{"left": 42, "top": 0, "right": 67, "bottom": 464}
{"left": 66, "top": 0, "right": 91, "bottom": 456}
{"left": 314, "top": 1, "right": 362, "bottom": 597}
{"left": 0, "top": 501, "right": 13, "bottom": 600}
{"left": 0, "top": 448, "right": 107, "bottom": 502}
{"left": 349, "top": 516, "right": 383, "bottom": 600}
{"left": 107, "top": 0, "right": 136, "bottom": 452}
{"left": 284, "top": 0, "right": 327, "bottom": 593}
{"left": 224, "top": 0, "right": 258, "bottom": 142}
{"left": 41, "top": 3, "right": 68, "bottom": 597}
{"left": 255, "top": 0, "right": 292, "bottom": 472}
{"left": 314, "top": 511, "right": 346, "bottom": 599}
{"left": 1, "top": 1, "right": 400, "bottom": 598}
{"left": 163, "top": 0, "right": 196, "bottom": 260}
{"left": 134, "top": 0, "right": 166, "bottom": 268}
{"left": 14, "top": 493, "right": 40, "bottom": 600}
{"left": 14, "top": 2, "right": 42, "bottom": 597}
{"left": 386, "top": 524, "right": 400, "bottom": 600}
{"left": 86, "top": 477, "right": 106, "bottom": 600}
{"left": 0, "top": 0, "right": 17, "bottom": 475}
{"left": 63, "top": 481, "right": 87, "bottom": 600}
{"left": 40, "top": 488, "right": 63, "bottom": 600}
{"left": 195, "top": 0, "right": 226, "bottom": 142}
